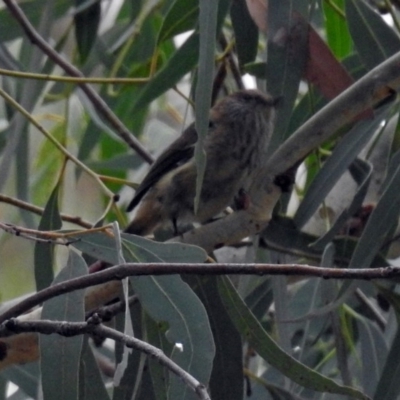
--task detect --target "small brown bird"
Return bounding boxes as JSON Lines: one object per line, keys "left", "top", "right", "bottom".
{"left": 125, "top": 89, "right": 277, "bottom": 236}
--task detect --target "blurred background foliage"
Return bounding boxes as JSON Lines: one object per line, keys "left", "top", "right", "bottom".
{"left": 1, "top": 0, "right": 400, "bottom": 399}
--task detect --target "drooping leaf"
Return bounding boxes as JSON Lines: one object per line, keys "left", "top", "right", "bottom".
{"left": 349, "top": 155, "right": 400, "bottom": 268}
{"left": 79, "top": 339, "right": 110, "bottom": 400}
{"left": 231, "top": 0, "right": 259, "bottom": 66}
{"left": 357, "top": 317, "right": 388, "bottom": 398}
{"left": 194, "top": 0, "right": 218, "bottom": 213}
{"left": 121, "top": 240, "right": 214, "bottom": 400}
{"left": 373, "top": 325, "right": 400, "bottom": 400}
{"left": 218, "top": 276, "right": 371, "bottom": 399}
{"left": 34, "top": 183, "right": 62, "bottom": 291}
{"left": 323, "top": 0, "right": 352, "bottom": 59}
{"left": 266, "top": 0, "right": 309, "bottom": 150}
{"left": 74, "top": 0, "right": 101, "bottom": 64}
{"left": 157, "top": 0, "right": 198, "bottom": 44}
{"left": 294, "top": 108, "right": 388, "bottom": 228}
{"left": 132, "top": 33, "right": 199, "bottom": 112}
{"left": 40, "top": 249, "right": 87, "bottom": 400}
{"left": 185, "top": 276, "right": 243, "bottom": 400}
{"left": 346, "top": 0, "right": 400, "bottom": 70}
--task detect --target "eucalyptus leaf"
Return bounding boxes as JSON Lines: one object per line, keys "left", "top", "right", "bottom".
{"left": 267, "top": 0, "right": 309, "bottom": 151}
{"left": 373, "top": 325, "right": 400, "bottom": 400}
{"left": 294, "top": 108, "right": 388, "bottom": 229}
{"left": 40, "top": 249, "right": 87, "bottom": 400}
{"left": 218, "top": 276, "right": 370, "bottom": 400}
{"left": 34, "top": 183, "right": 62, "bottom": 291}
{"left": 74, "top": 0, "right": 101, "bottom": 64}
{"left": 346, "top": 0, "right": 400, "bottom": 70}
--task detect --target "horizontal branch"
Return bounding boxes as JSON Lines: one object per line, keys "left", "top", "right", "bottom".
{"left": 1, "top": 319, "right": 210, "bottom": 400}
{"left": 0, "top": 194, "right": 93, "bottom": 228}
{"left": 0, "top": 263, "right": 398, "bottom": 325}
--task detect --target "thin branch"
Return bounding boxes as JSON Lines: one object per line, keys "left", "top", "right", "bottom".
{"left": 0, "top": 221, "right": 112, "bottom": 242}
{"left": 219, "top": 34, "right": 245, "bottom": 90}
{"left": 97, "top": 324, "right": 210, "bottom": 400}
{"left": 3, "top": 0, "right": 153, "bottom": 164}
{"left": 0, "top": 222, "right": 65, "bottom": 244}
{"left": 0, "top": 68, "right": 149, "bottom": 85}
{"left": 86, "top": 295, "right": 138, "bottom": 321}
{"left": 1, "top": 318, "right": 93, "bottom": 337}
{"left": 0, "top": 87, "right": 115, "bottom": 199}
{"left": 1, "top": 319, "right": 210, "bottom": 400}
{"left": 0, "top": 194, "right": 92, "bottom": 228}
{"left": 0, "top": 263, "right": 399, "bottom": 325}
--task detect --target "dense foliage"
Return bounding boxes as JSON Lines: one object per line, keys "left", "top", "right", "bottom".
{"left": 1, "top": 1, "right": 400, "bottom": 399}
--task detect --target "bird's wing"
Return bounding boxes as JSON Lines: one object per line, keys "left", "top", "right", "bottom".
{"left": 127, "top": 123, "right": 197, "bottom": 211}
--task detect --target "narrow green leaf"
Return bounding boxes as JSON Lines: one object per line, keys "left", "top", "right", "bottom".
{"left": 230, "top": 0, "right": 259, "bottom": 65}
{"left": 40, "top": 249, "right": 87, "bottom": 400}
{"left": 87, "top": 153, "right": 143, "bottom": 172}
{"left": 0, "top": 377, "right": 5, "bottom": 400}
{"left": 357, "top": 318, "right": 387, "bottom": 398}
{"left": 79, "top": 339, "right": 110, "bottom": 400}
{"left": 346, "top": 0, "right": 400, "bottom": 70}
{"left": 131, "top": 274, "right": 214, "bottom": 400}
{"left": 74, "top": 0, "right": 101, "bottom": 64}
{"left": 157, "top": 0, "right": 198, "bottom": 44}
{"left": 266, "top": 0, "right": 309, "bottom": 151}
{"left": 373, "top": 325, "right": 400, "bottom": 400}
{"left": 144, "top": 313, "right": 170, "bottom": 400}
{"left": 349, "top": 157, "right": 400, "bottom": 268}
{"left": 323, "top": 0, "right": 352, "bottom": 59}
{"left": 194, "top": 0, "right": 217, "bottom": 213}
{"left": 311, "top": 159, "right": 372, "bottom": 250}
{"left": 113, "top": 302, "right": 145, "bottom": 400}
{"left": 185, "top": 276, "right": 243, "bottom": 400}
{"left": 0, "top": 0, "right": 70, "bottom": 42}
{"left": 113, "top": 225, "right": 135, "bottom": 388}
{"left": 34, "top": 183, "right": 62, "bottom": 291}
{"left": 118, "top": 237, "right": 213, "bottom": 400}
{"left": 294, "top": 108, "right": 387, "bottom": 228}
{"left": 218, "top": 276, "right": 371, "bottom": 400}
{"left": 133, "top": 33, "right": 199, "bottom": 112}
{"left": 136, "top": 356, "right": 158, "bottom": 400}
{"left": 244, "top": 278, "right": 273, "bottom": 320}
{"left": 243, "top": 61, "right": 267, "bottom": 79}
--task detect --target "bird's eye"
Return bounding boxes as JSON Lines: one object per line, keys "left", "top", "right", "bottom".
{"left": 208, "top": 120, "right": 215, "bottom": 129}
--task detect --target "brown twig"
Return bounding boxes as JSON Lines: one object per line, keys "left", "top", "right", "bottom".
{"left": 1, "top": 318, "right": 210, "bottom": 400}
{"left": 0, "top": 194, "right": 92, "bottom": 228}
{"left": 0, "top": 222, "right": 67, "bottom": 244}
{"left": 85, "top": 295, "right": 138, "bottom": 321}
{"left": 0, "top": 263, "right": 399, "bottom": 325}
{"left": 3, "top": 0, "right": 153, "bottom": 164}
{"left": 219, "top": 34, "right": 245, "bottom": 90}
